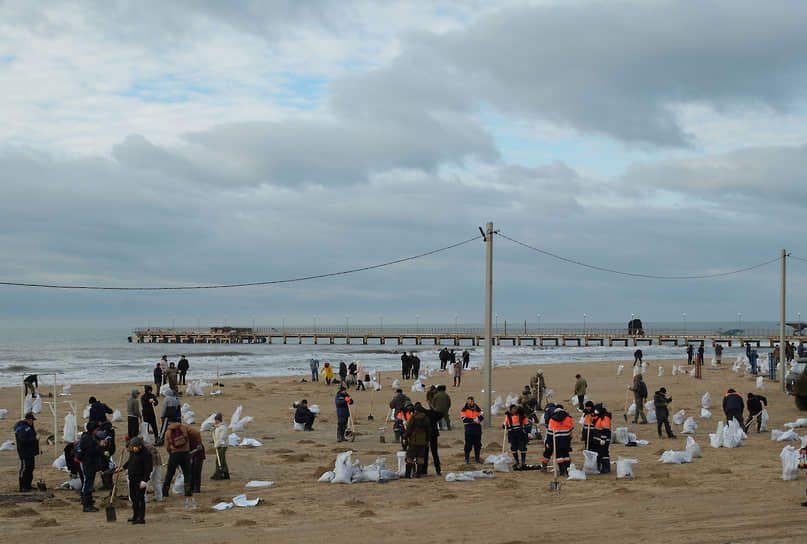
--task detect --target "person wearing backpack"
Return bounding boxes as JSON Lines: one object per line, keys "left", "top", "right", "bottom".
{"left": 162, "top": 416, "right": 195, "bottom": 503}
{"left": 629, "top": 374, "right": 648, "bottom": 424}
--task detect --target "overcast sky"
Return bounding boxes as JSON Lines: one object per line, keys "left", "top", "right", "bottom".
{"left": 2, "top": 0, "right": 807, "bottom": 329}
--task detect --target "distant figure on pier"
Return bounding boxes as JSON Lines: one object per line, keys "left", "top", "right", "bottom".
{"left": 462, "top": 349, "right": 470, "bottom": 369}
{"left": 633, "top": 349, "right": 643, "bottom": 366}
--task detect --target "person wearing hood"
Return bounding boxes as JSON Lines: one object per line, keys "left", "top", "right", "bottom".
{"left": 591, "top": 404, "right": 612, "bottom": 473}
{"left": 460, "top": 396, "right": 484, "bottom": 464}
{"left": 77, "top": 421, "right": 109, "bottom": 512}
{"left": 153, "top": 362, "right": 163, "bottom": 389}
{"left": 542, "top": 404, "right": 573, "bottom": 476}
{"left": 294, "top": 399, "right": 316, "bottom": 431}
{"left": 431, "top": 385, "right": 452, "bottom": 430}
{"left": 654, "top": 387, "right": 676, "bottom": 439}
{"left": 88, "top": 396, "right": 113, "bottom": 424}
{"left": 156, "top": 388, "right": 181, "bottom": 446}
{"left": 530, "top": 369, "right": 546, "bottom": 410}
{"left": 403, "top": 402, "right": 431, "bottom": 478}
{"left": 745, "top": 392, "right": 768, "bottom": 433}
{"left": 14, "top": 412, "right": 39, "bottom": 492}
{"left": 141, "top": 384, "right": 159, "bottom": 440}
{"left": 338, "top": 361, "right": 349, "bottom": 387}
{"left": 127, "top": 389, "right": 141, "bottom": 440}
{"left": 117, "top": 437, "right": 152, "bottom": 524}
{"left": 723, "top": 388, "right": 744, "bottom": 425}
{"left": 334, "top": 386, "right": 353, "bottom": 442}
{"left": 504, "top": 405, "right": 530, "bottom": 470}
{"left": 165, "top": 362, "right": 179, "bottom": 394}
{"left": 320, "top": 362, "right": 333, "bottom": 385}
{"left": 629, "top": 374, "right": 648, "bottom": 424}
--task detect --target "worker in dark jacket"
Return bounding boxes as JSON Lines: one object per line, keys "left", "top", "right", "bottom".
{"left": 420, "top": 405, "right": 443, "bottom": 476}
{"left": 294, "top": 399, "right": 316, "bottom": 430}
{"left": 78, "top": 421, "right": 109, "bottom": 512}
{"left": 504, "top": 405, "right": 530, "bottom": 470}
{"left": 461, "top": 396, "right": 484, "bottom": 464}
{"left": 335, "top": 386, "right": 353, "bottom": 442}
{"left": 153, "top": 363, "right": 163, "bottom": 389}
{"left": 745, "top": 393, "right": 768, "bottom": 433}
{"left": 88, "top": 396, "right": 113, "bottom": 423}
{"left": 723, "top": 388, "right": 745, "bottom": 425}
{"left": 591, "top": 404, "right": 612, "bottom": 473}
{"left": 542, "top": 404, "right": 573, "bottom": 475}
{"left": 118, "top": 437, "right": 153, "bottom": 524}
{"left": 403, "top": 403, "right": 431, "bottom": 478}
{"left": 654, "top": 388, "right": 676, "bottom": 439}
{"left": 14, "top": 412, "right": 40, "bottom": 492}
{"left": 141, "top": 384, "right": 159, "bottom": 440}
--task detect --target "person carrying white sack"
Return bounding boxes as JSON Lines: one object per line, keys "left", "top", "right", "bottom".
{"left": 211, "top": 413, "right": 230, "bottom": 480}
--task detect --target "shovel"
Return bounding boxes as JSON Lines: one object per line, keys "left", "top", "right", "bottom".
{"left": 549, "top": 430, "right": 561, "bottom": 491}
{"left": 106, "top": 450, "right": 126, "bottom": 522}
{"left": 623, "top": 388, "right": 630, "bottom": 422}
{"left": 368, "top": 384, "right": 375, "bottom": 421}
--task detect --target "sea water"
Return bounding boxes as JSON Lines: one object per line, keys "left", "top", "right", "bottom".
{"left": 0, "top": 322, "right": 783, "bottom": 386}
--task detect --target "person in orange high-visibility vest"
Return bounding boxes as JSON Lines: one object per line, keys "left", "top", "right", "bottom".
{"left": 581, "top": 401, "right": 595, "bottom": 445}
{"left": 592, "top": 403, "right": 612, "bottom": 473}
{"left": 397, "top": 402, "right": 413, "bottom": 447}
{"left": 461, "top": 397, "right": 484, "bottom": 464}
{"left": 542, "top": 404, "right": 573, "bottom": 476}
{"left": 503, "top": 405, "right": 530, "bottom": 470}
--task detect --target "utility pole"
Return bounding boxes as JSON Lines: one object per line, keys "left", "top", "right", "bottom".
{"left": 781, "top": 249, "right": 787, "bottom": 392}
{"left": 482, "top": 222, "right": 493, "bottom": 428}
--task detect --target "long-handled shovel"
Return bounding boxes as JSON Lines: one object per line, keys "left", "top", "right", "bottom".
{"left": 623, "top": 388, "right": 630, "bottom": 422}
{"left": 550, "top": 430, "right": 561, "bottom": 491}
{"left": 345, "top": 405, "right": 356, "bottom": 442}
{"left": 106, "top": 449, "right": 126, "bottom": 522}
{"left": 501, "top": 426, "right": 508, "bottom": 455}
{"left": 367, "top": 384, "right": 375, "bottom": 421}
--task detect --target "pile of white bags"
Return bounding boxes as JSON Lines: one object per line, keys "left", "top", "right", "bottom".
{"left": 659, "top": 450, "right": 692, "bottom": 464}
{"left": 713, "top": 419, "right": 746, "bottom": 448}
{"left": 491, "top": 396, "right": 505, "bottom": 415}
{"left": 185, "top": 381, "right": 206, "bottom": 396}
{"left": 229, "top": 406, "right": 254, "bottom": 432}
{"left": 319, "top": 451, "right": 399, "bottom": 483}
{"left": 784, "top": 418, "right": 807, "bottom": 429}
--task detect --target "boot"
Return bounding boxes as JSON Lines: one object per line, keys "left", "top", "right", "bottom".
{"left": 414, "top": 464, "right": 423, "bottom": 478}
{"left": 82, "top": 495, "right": 98, "bottom": 512}
{"left": 539, "top": 462, "right": 548, "bottom": 472}
{"left": 162, "top": 484, "right": 170, "bottom": 498}
{"left": 222, "top": 472, "right": 230, "bottom": 480}
{"left": 99, "top": 471, "right": 113, "bottom": 491}
{"left": 520, "top": 452, "right": 527, "bottom": 467}
{"left": 475, "top": 454, "right": 482, "bottom": 464}
{"left": 464, "top": 454, "right": 470, "bottom": 464}
{"left": 512, "top": 453, "right": 520, "bottom": 470}
{"left": 404, "top": 463, "right": 413, "bottom": 479}
{"left": 210, "top": 471, "right": 222, "bottom": 480}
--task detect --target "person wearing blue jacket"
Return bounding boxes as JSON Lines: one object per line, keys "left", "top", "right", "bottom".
{"left": 334, "top": 386, "right": 353, "bottom": 442}
{"left": 14, "top": 412, "right": 39, "bottom": 492}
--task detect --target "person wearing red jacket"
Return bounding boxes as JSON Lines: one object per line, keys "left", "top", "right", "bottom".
{"left": 542, "top": 404, "right": 573, "bottom": 476}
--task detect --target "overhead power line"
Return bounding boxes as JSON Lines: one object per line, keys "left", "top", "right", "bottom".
{"left": 496, "top": 232, "right": 780, "bottom": 280}
{"left": 0, "top": 235, "right": 481, "bottom": 291}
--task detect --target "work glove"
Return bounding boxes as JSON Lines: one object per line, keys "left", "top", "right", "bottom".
{"left": 140, "top": 481, "right": 147, "bottom": 489}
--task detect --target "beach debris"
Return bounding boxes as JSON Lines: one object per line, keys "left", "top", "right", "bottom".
{"left": 783, "top": 418, "right": 807, "bottom": 429}
{"left": 615, "top": 457, "right": 638, "bottom": 479}
{"left": 484, "top": 453, "right": 512, "bottom": 472}
{"left": 62, "top": 413, "right": 77, "bottom": 443}
{"left": 701, "top": 392, "right": 711, "bottom": 409}
{"left": 212, "top": 502, "right": 233, "bottom": 510}
{"left": 756, "top": 376, "right": 765, "bottom": 390}
{"left": 617, "top": 364, "right": 624, "bottom": 376}
{"left": 445, "top": 470, "right": 494, "bottom": 482}
{"left": 52, "top": 453, "right": 67, "bottom": 471}
{"left": 182, "top": 403, "right": 195, "bottom": 424}
{"left": 200, "top": 413, "right": 217, "bottom": 432}
{"left": 658, "top": 366, "right": 665, "bottom": 377}
{"left": 229, "top": 406, "right": 254, "bottom": 432}
{"left": 111, "top": 409, "right": 123, "bottom": 422}
{"left": 567, "top": 464, "right": 587, "bottom": 480}
{"left": 686, "top": 436, "right": 702, "bottom": 458}
{"left": 320, "top": 451, "right": 399, "bottom": 484}
{"left": 245, "top": 481, "right": 274, "bottom": 488}
{"left": 0, "top": 440, "right": 13, "bottom": 451}
{"left": 582, "top": 450, "right": 599, "bottom": 474}
{"left": 781, "top": 446, "right": 801, "bottom": 480}
{"left": 672, "top": 410, "right": 685, "bottom": 425}
{"left": 55, "top": 478, "right": 82, "bottom": 490}
{"left": 772, "top": 429, "right": 800, "bottom": 442}
{"left": 232, "top": 494, "right": 261, "bottom": 507}
{"left": 59, "top": 384, "right": 72, "bottom": 396}
{"left": 701, "top": 408, "right": 712, "bottom": 418}
{"left": 682, "top": 417, "right": 698, "bottom": 434}
{"left": 759, "top": 409, "right": 769, "bottom": 432}
{"left": 659, "top": 450, "right": 692, "bottom": 464}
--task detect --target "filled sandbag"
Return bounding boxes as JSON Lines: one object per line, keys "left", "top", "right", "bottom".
{"left": 759, "top": 409, "right": 769, "bottom": 432}
{"left": 331, "top": 451, "right": 359, "bottom": 484}
{"left": 0, "top": 409, "right": 7, "bottom": 419}
{"left": 111, "top": 409, "right": 124, "bottom": 422}
{"left": 646, "top": 407, "right": 657, "bottom": 423}
{"left": 485, "top": 453, "right": 512, "bottom": 473}
{"left": 682, "top": 417, "right": 698, "bottom": 434}
{"left": 671, "top": 365, "right": 678, "bottom": 376}
{"left": 52, "top": 453, "right": 67, "bottom": 470}
{"left": 582, "top": 450, "right": 599, "bottom": 474}
{"left": 672, "top": 410, "right": 685, "bottom": 425}
{"left": 200, "top": 413, "right": 217, "bottom": 432}
{"left": 62, "top": 413, "right": 77, "bottom": 443}
{"left": 32, "top": 396, "right": 43, "bottom": 414}
{"left": 140, "top": 422, "right": 152, "bottom": 444}
{"left": 0, "top": 440, "right": 14, "bottom": 451}
{"left": 776, "top": 429, "right": 800, "bottom": 442}
{"left": 658, "top": 366, "right": 665, "bottom": 377}
{"left": 567, "top": 464, "right": 587, "bottom": 480}
{"left": 686, "top": 436, "right": 702, "bottom": 458}
{"left": 615, "top": 457, "right": 638, "bottom": 479}
{"left": 659, "top": 450, "right": 692, "bottom": 464}
{"left": 781, "top": 446, "right": 801, "bottom": 480}
{"left": 627, "top": 402, "right": 636, "bottom": 416}
{"left": 172, "top": 471, "right": 185, "bottom": 494}
{"left": 756, "top": 376, "right": 764, "bottom": 390}
{"left": 701, "top": 408, "right": 712, "bottom": 418}
{"left": 722, "top": 419, "right": 746, "bottom": 448}
{"left": 614, "top": 427, "right": 630, "bottom": 445}
{"left": 617, "top": 365, "right": 624, "bottom": 376}
{"left": 24, "top": 394, "right": 34, "bottom": 415}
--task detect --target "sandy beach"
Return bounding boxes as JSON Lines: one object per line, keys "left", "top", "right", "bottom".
{"left": 1, "top": 357, "right": 805, "bottom": 543}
